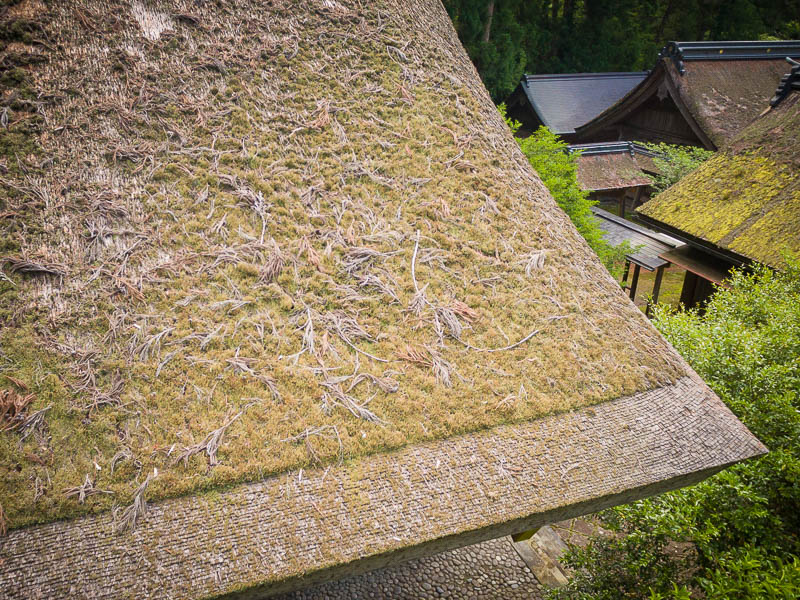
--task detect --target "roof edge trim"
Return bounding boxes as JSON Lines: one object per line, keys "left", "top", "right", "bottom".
{"left": 770, "top": 59, "right": 800, "bottom": 106}
{"left": 660, "top": 40, "right": 800, "bottom": 75}
{"left": 0, "top": 377, "right": 765, "bottom": 599}
{"left": 524, "top": 72, "right": 649, "bottom": 81}
{"left": 568, "top": 141, "right": 661, "bottom": 158}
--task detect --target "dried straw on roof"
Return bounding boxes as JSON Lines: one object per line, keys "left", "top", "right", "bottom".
{"left": 673, "top": 59, "right": 794, "bottom": 148}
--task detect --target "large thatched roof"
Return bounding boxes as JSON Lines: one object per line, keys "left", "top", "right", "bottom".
{"left": 0, "top": 1, "right": 764, "bottom": 597}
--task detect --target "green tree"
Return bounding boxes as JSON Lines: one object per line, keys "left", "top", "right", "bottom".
{"left": 443, "top": 0, "right": 800, "bottom": 101}
{"left": 501, "top": 106, "right": 627, "bottom": 274}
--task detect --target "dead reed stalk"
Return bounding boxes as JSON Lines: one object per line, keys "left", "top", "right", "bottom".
{"left": 114, "top": 469, "right": 156, "bottom": 534}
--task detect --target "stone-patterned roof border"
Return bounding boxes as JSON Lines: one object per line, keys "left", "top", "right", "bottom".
{"left": 0, "top": 374, "right": 765, "bottom": 599}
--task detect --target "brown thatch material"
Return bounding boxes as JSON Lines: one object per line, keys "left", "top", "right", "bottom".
{"left": 0, "top": 376, "right": 764, "bottom": 598}
{"left": 0, "top": 1, "right": 764, "bottom": 597}
{"left": 576, "top": 152, "right": 652, "bottom": 192}
{"left": 674, "top": 59, "right": 793, "bottom": 147}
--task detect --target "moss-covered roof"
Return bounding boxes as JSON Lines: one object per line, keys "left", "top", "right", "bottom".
{"left": 574, "top": 52, "right": 793, "bottom": 149}
{"left": 638, "top": 92, "right": 800, "bottom": 268}
{"left": 0, "top": 1, "right": 765, "bottom": 596}
{"left": 576, "top": 152, "right": 652, "bottom": 191}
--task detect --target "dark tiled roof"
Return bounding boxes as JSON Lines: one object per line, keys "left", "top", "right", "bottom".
{"left": 521, "top": 72, "right": 647, "bottom": 134}
{"left": 591, "top": 207, "right": 683, "bottom": 270}
{"left": 574, "top": 41, "right": 800, "bottom": 148}
{"left": 568, "top": 141, "right": 658, "bottom": 157}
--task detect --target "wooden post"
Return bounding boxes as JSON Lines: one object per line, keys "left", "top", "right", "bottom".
{"left": 646, "top": 265, "right": 665, "bottom": 317}
{"left": 629, "top": 264, "right": 641, "bottom": 301}
{"left": 619, "top": 193, "right": 625, "bottom": 219}
{"left": 632, "top": 185, "right": 644, "bottom": 212}
{"left": 621, "top": 260, "right": 631, "bottom": 289}
{"left": 679, "top": 271, "right": 698, "bottom": 308}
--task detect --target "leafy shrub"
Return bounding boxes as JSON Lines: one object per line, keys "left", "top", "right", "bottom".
{"left": 546, "top": 521, "right": 687, "bottom": 600}
{"left": 643, "top": 143, "right": 713, "bottom": 195}
{"left": 500, "top": 105, "right": 628, "bottom": 275}
{"left": 548, "top": 262, "right": 800, "bottom": 599}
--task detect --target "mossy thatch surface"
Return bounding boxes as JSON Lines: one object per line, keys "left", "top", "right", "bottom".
{"left": 639, "top": 92, "right": 800, "bottom": 269}
{"left": 0, "top": 0, "right": 688, "bottom": 531}
{"left": 676, "top": 59, "right": 793, "bottom": 148}
{"left": 576, "top": 152, "right": 651, "bottom": 192}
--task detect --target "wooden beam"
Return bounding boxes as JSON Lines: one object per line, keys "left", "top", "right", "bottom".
{"left": 646, "top": 265, "right": 665, "bottom": 317}
{"left": 629, "top": 264, "right": 641, "bottom": 301}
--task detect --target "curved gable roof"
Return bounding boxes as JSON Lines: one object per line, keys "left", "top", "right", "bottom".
{"left": 575, "top": 41, "right": 800, "bottom": 148}
{"left": 521, "top": 72, "right": 647, "bottom": 134}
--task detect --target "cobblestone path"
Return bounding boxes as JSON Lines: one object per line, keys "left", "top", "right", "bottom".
{"left": 275, "top": 536, "right": 545, "bottom": 599}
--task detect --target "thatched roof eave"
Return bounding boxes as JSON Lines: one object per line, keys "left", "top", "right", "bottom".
{"left": 0, "top": 375, "right": 764, "bottom": 599}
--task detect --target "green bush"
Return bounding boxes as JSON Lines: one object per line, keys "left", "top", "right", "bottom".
{"left": 500, "top": 105, "right": 628, "bottom": 275}
{"left": 642, "top": 143, "right": 713, "bottom": 196}
{"left": 547, "top": 521, "right": 687, "bottom": 600}
{"left": 548, "top": 262, "right": 800, "bottom": 599}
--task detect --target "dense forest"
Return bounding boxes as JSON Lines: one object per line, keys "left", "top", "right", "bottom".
{"left": 444, "top": 0, "right": 800, "bottom": 100}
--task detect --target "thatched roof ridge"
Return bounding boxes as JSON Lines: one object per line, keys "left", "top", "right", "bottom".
{"left": 0, "top": 1, "right": 764, "bottom": 596}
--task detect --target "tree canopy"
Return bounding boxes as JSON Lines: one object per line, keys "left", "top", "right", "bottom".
{"left": 444, "top": 0, "right": 800, "bottom": 101}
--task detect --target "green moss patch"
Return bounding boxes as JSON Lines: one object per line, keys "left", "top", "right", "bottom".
{"left": 639, "top": 94, "right": 800, "bottom": 269}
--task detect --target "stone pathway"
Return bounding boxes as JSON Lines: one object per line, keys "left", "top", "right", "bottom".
{"left": 273, "top": 518, "right": 607, "bottom": 599}
{"left": 275, "top": 536, "right": 546, "bottom": 600}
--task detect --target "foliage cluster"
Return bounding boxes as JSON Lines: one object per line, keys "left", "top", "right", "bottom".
{"left": 444, "top": 0, "right": 800, "bottom": 100}
{"left": 643, "top": 143, "right": 714, "bottom": 196}
{"left": 549, "top": 262, "right": 800, "bottom": 599}
{"left": 501, "top": 107, "right": 627, "bottom": 275}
